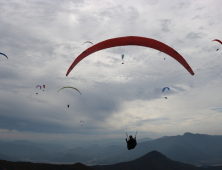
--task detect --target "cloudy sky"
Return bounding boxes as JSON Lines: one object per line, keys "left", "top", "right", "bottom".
{"left": 0, "top": 0, "right": 222, "bottom": 143}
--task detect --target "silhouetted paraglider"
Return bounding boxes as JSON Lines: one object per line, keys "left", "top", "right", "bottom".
{"left": 67, "top": 105, "right": 69, "bottom": 108}
{"left": 126, "top": 132, "right": 137, "bottom": 150}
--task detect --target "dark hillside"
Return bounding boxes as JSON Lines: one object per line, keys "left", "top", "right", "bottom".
{"left": 92, "top": 150, "right": 200, "bottom": 170}
{"left": 0, "top": 160, "right": 94, "bottom": 170}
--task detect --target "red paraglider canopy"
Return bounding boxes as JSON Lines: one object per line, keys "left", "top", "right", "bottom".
{"left": 212, "top": 39, "right": 222, "bottom": 44}
{"left": 66, "top": 36, "right": 194, "bottom": 76}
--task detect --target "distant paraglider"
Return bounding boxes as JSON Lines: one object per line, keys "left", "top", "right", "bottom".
{"left": 43, "top": 85, "right": 45, "bottom": 91}
{"left": 162, "top": 87, "right": 170, "bottom": 99}
{"left": 58, "top": 87, "right": 81, "bottom": 108}
{"left": 80, "top": 120, "right": 84, "bottom": 126}
{"left": 212, "top": 39, "right": 222, "bottom": 51}
{"left": 0, "top": 53, "right": 8, "bottom": 59}
{"left": 121, "top": 54, "right": 124, "bottom": 64}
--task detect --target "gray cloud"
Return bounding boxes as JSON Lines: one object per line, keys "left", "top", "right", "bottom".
{"left": 0, "top": 0, "right": 222, "bottom": 141}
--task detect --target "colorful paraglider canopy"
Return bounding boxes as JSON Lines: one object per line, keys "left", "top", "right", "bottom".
{"left": 212, "top": 39, "right": 222, "bottom": 45}
{"left": 36, "top": 85, "right": 42, "bottom": 89}
{"left": 82, "top": 41, "right": 93, "bottom": 45}
{"left": 66, "top": 36, "right": 194, "bottom": 76}
{"left": 57, "top": 86, "right": 81, "bottom": 95}
{"left": 162, "top": 87, "right": 170, "bottom": 93}
{"left": 0, "top": 52, "right": 8, "bottom": 59}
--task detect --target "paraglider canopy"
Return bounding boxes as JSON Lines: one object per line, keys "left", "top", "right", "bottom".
{"left": 0, "top": 53, "right": 8, "bottom": 59}
{"left": 36, "top": 85, "right": 42, "bottom": 89}
{"left": 82, "top": 41, "right": 93, "bottom": 45}
{"left": 57, "top": 86, "right": 81, "bottom": 95}
{"left": 212, "top": 39, "right": 222, "bottom": 44}
{"left": 66, "top": 36, "right": 194, "bottom": 76}
{"left": 162, "top": 87, "right": 170, "bottom": 93}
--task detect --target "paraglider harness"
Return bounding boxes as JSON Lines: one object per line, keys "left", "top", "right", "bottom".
{"left": 126, "top": 132, "right": 137, "bottom": 150}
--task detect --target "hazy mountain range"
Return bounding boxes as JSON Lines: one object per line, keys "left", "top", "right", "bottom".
{"left": 0, "top": 133, "right": 222, "bottom": 167}
{"left": 1, "top": 151, "right": 222, "bottom": 170}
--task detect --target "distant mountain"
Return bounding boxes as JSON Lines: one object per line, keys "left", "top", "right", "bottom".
{"left": 86, "top": 132, "right": 222, "bottom": 166}
{"left": 1, "top": 133, "right": 222, "bottom": 167}
{"left": 0, "top": 151, "right": 222, "bottom": 170}
{"left": 137, "top": 137, "right": 153, "bottom": 143}
{"left": 92, "top": 151, "right": 221, "bottom": 170}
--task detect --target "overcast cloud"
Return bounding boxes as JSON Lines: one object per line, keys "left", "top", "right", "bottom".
{"left": 0, "top": 0, "right": 222, "bottom": 142}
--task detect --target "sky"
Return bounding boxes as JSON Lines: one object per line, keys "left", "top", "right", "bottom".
{"left": 0, "top": 0, "right": 222, "bottom": 143}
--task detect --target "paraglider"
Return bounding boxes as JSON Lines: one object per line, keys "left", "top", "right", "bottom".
{"left": 0, "top": 52, "right": 8, "bottom": 59}
{"left": 126, "top": 132, "right": 137, "bottom": 150}
{"left": 36, "top": 93, "right": 38, "bottom": 95}
{"left": 121, "top": 54, "right": 124, "bottom": 64}
{"left": 57, "top": 86, "right": 81, "bottom": 95}
{"left": 82, "top": 41, "right": 93, "bottom": 45}
{"left": 43, "top": 85, "right": 45, "bottom": 91}
{"left": 80, "top": 120, "right": 84, "bottom": 126}
{"left": 212, "top": 39, "right": 222, "bottom": 51}
{"left": 162, "top": 87, "right": 170, "bottom": 99}
{"left": 66, "top": 36, "right": 194, "bottom": 76}
{"left": 67, "top": 105, "right": 69, "bottom": 108}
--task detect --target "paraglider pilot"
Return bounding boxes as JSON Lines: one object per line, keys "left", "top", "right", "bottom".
{"left": 126, "top": 132, "right": 137, "bottom": 150}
